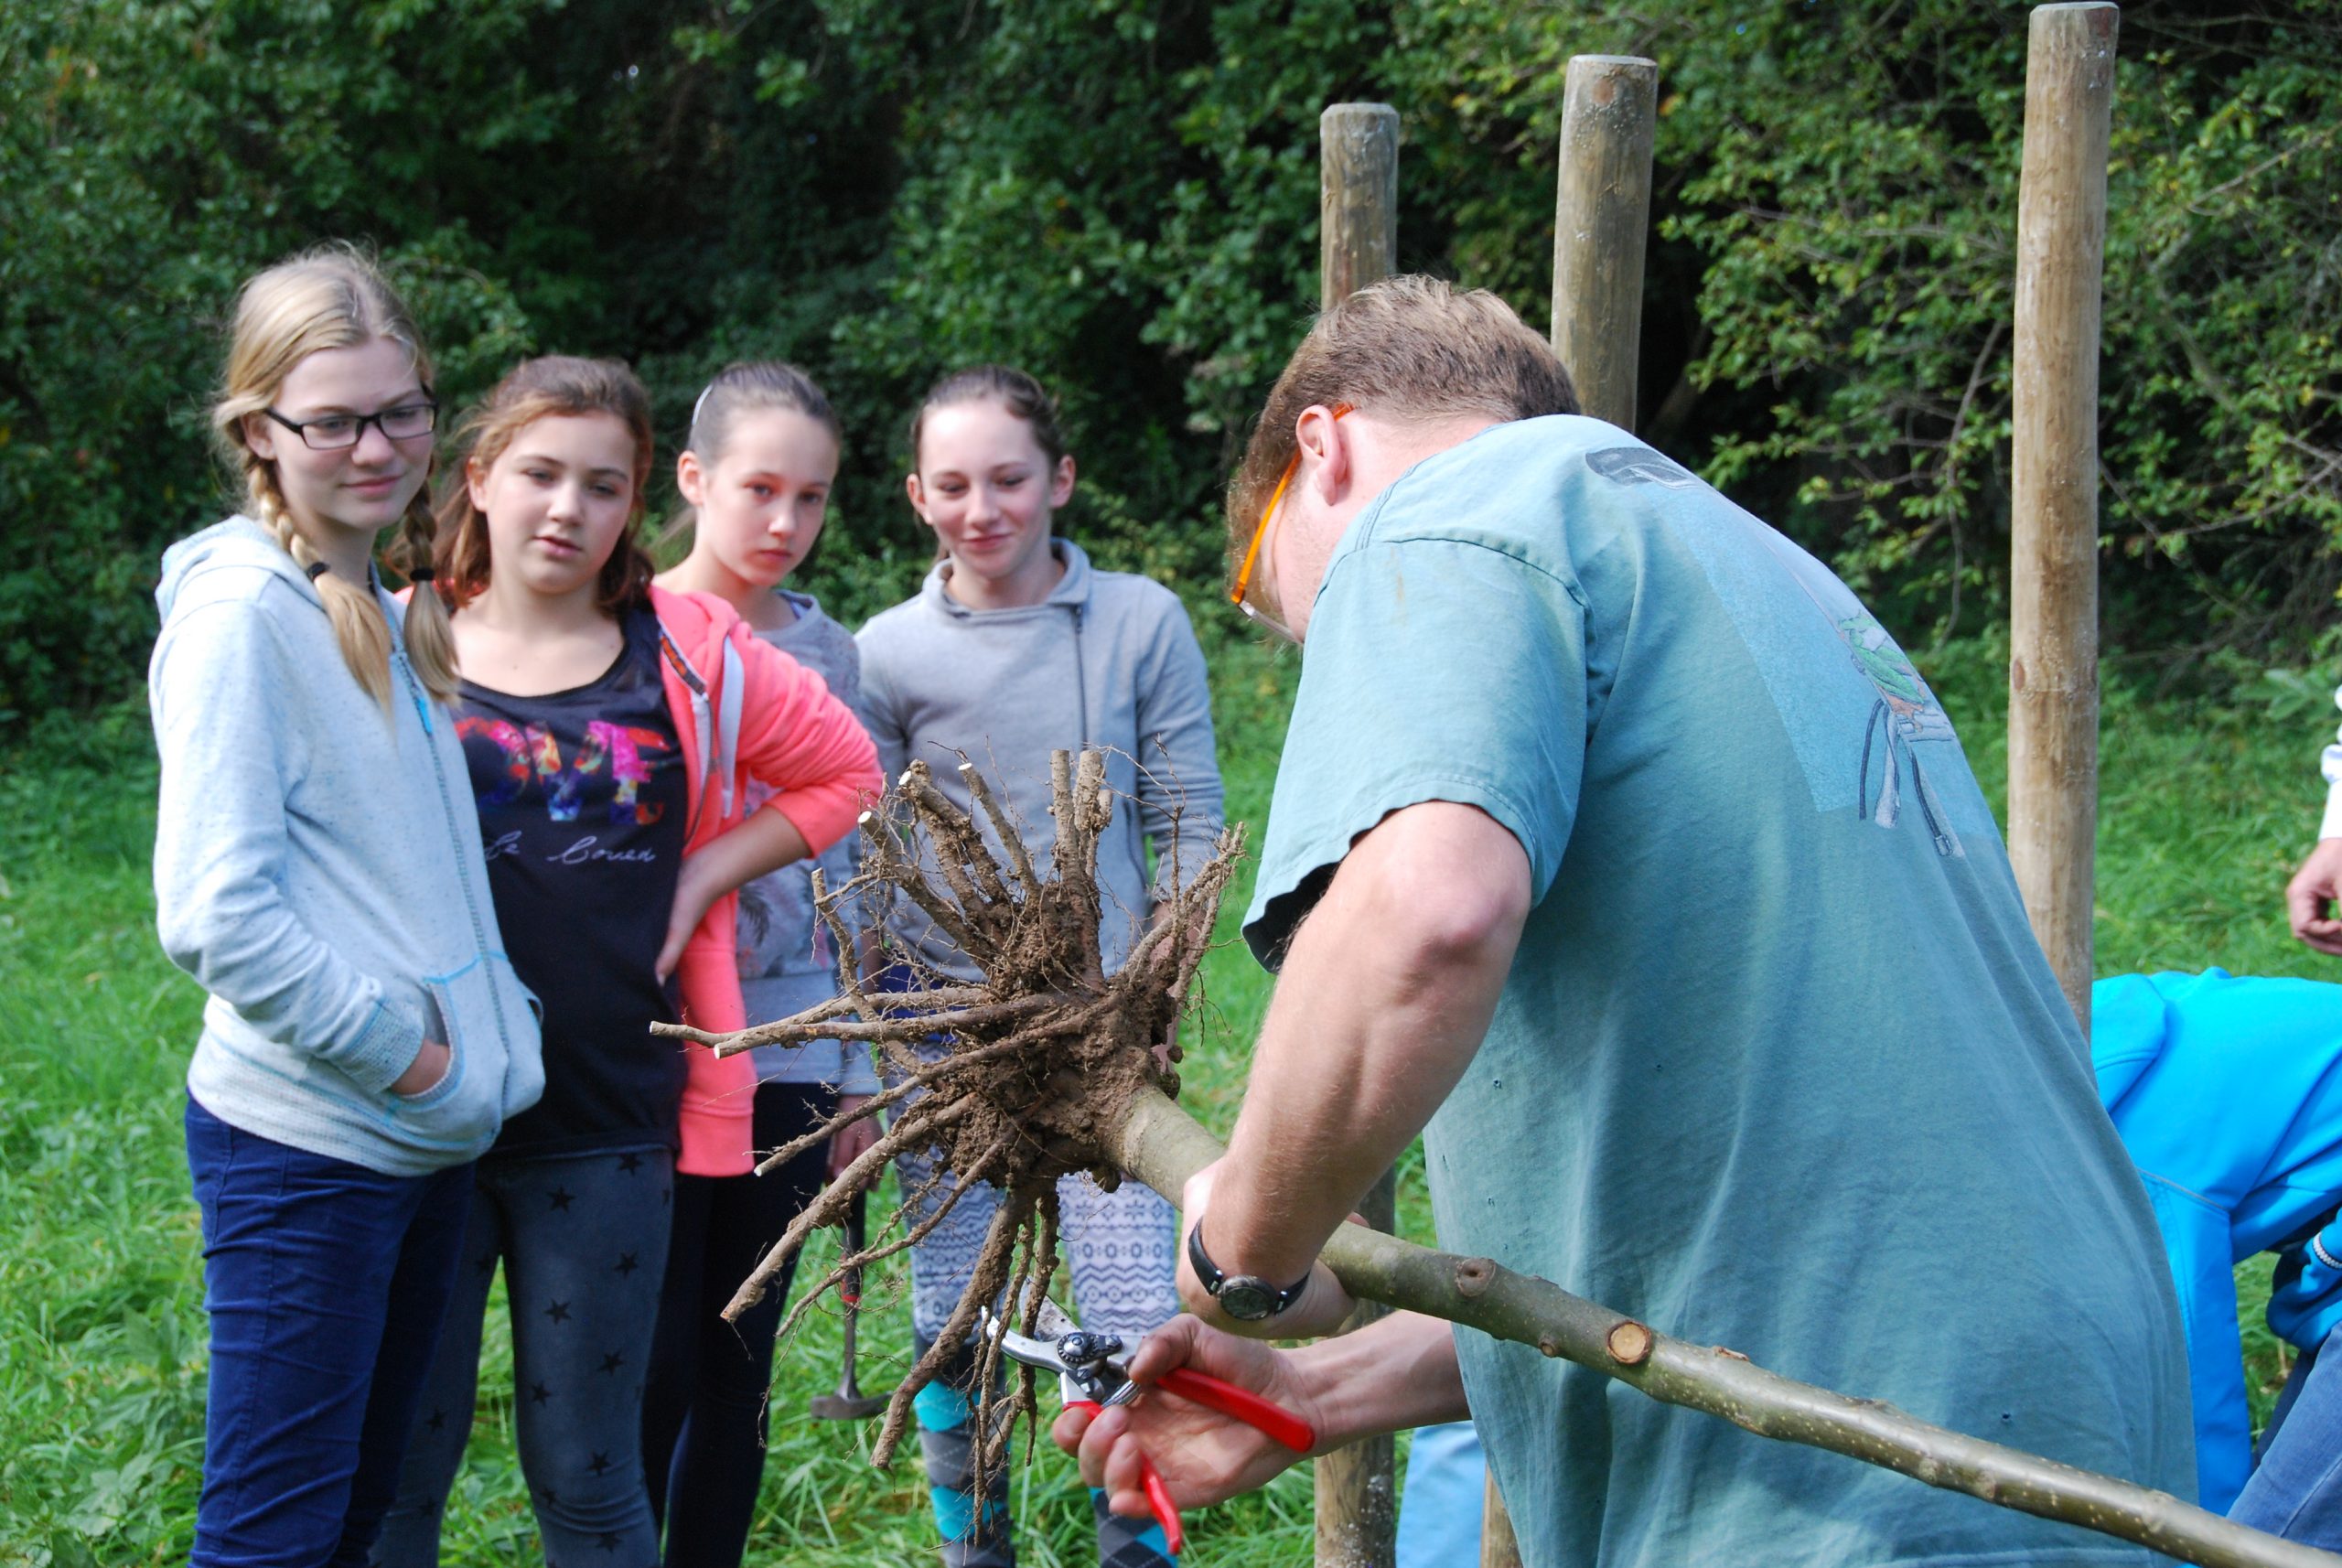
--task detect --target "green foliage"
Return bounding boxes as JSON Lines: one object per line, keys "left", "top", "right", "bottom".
{"left": 4, "top": 1, "right": 2339, "bottom": 723}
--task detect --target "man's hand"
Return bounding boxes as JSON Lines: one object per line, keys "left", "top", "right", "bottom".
{"left": 1178, "top": 1159, "right": 1356, "bottom": 1338}
{"left": 828, "top": 1092, "right": 880, "bottom": 1179}
{"left": 1052, "top": 1316, "right": 1325, "bottom": 1519}
{"left": 2288, "top": 839, "right": 2342, "bottom": 955}
{"left": 1054, "top": 1309, "right": 1469, "bottom": 1526}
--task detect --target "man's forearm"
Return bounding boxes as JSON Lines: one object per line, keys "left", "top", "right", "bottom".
{"left": 1204, "top": 801, "right": 1529, "bottom": 1284}
{"left": 1294, "top": 1310, "right": 1471, "bottom": 1445}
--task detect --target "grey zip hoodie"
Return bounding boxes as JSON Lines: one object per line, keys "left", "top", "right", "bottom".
{"left": 856, "top": 539, "right": 1223, "bottom": 982}
{"left": 150, "top": 517, "right": 544, "bottom": 1176}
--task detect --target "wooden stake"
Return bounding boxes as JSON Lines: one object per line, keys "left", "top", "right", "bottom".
{"left": 1551, "top": 56, "right": 1659, "bottom": 428}
{"left": 1320, "top": 103, "right": 1401, "bottom": 311}
{"left": 1474, "top": 53, "right": 1660, "bottom": 1568}
{"left": 1480, "top": 1472, "right": 1522, "bottom": 1568}
{"left": 1314, "top": 98, "right": 1403, "bottom": 1568}
{"left": 2009, "top": 3, "right": 2118, "bottom": 1031}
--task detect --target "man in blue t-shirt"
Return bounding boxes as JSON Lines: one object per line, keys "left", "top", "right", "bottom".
{"left": 1056, "top": 277, "right": 2193, "bottom": 1567}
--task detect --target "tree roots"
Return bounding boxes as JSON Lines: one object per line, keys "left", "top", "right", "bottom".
{"left": 651, "top": 749, "right": 1240, "bottom": 1478}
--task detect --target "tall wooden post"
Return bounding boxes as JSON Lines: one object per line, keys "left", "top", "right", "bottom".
{"left": 1320, "top": 103, "right": 1400, "bottom": 310}
{"left": 1314, "top": 99, "right": 1402, "bottom": 1568}
{"left": 1551, "top": 55, "right": 1659, "bottom": 426}
{"left": 1475, "top": 57, "right": 1664, "bottom": 1567}
{"left": 2009, "top": 3, "right": 2117, "bottom": 1032}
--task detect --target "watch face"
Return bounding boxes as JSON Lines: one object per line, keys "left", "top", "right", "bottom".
{"left": 1218, "top": 1279, "right": 1278, "bottom": 1321}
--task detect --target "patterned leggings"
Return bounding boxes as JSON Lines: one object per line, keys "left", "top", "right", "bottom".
{"left": 895, "top": 1051, "right": 1179, "bottom": 1568}
{"left": 374, "top": 1146, "right": 674, "bottom": 1568}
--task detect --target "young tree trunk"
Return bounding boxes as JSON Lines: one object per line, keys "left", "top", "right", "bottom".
{"left": 1109, "top": 1086, "right": 2342, "bottom": 1568}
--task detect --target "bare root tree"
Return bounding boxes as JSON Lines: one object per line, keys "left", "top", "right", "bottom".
{"left": 654, "top": 749, "right": 1239, "bottom": 1483}
{"left": 659, "top": 751, "right": 2342, "bottom": 1568}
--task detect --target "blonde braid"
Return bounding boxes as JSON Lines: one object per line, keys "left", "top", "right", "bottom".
{"left": 387, "top": 488, "right": 459, "bottom": 703}
{"left": 242, "top": 447, "right": 395, "bottom": 712}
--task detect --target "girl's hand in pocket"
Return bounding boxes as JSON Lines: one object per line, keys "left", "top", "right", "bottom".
{"left": 392, "top": 1039, "right": 452, "bottom": 1097}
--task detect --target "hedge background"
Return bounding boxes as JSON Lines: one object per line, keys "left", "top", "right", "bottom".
{"left": 5, "top": 0, "right": 2338, "bottom": 724}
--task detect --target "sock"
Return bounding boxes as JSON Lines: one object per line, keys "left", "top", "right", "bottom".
{"left": 914, "top": 1334, "right": 1015, "bottom": 1568}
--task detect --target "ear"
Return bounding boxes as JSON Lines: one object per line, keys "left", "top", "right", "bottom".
{"left": 1047, "top": 454, "right": 1077, "bottom": 510}
{"left": 905, "top": 471, "right": 929, "bottom": 521}
{"left": 1299, "top": 405, "right": 1351, "bottom": 506}
{"left": 466, "top": 454, "right": 493, "bottom": 516}
{"left": 242, "top": 411, "right": 279, "bottom": 464}
{"left": 676, "top": 449, "right": 707, "bottom": 508}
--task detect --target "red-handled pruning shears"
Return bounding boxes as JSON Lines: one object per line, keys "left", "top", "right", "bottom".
{"left": 981, "top": 1297, "right": 1316, "bottom": 1556}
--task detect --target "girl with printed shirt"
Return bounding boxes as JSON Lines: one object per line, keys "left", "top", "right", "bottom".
{"left": 856, "top": 366, "right": 1224, "bottom": 1568}
{"left": 152, "top": 246, "right": 544, "bottom": 1568}
{"left": 373, "top": 357, "right": 878, "bottom": 1566}
{"left": 639, "top": 361, "right": 884, "bottom": 1567}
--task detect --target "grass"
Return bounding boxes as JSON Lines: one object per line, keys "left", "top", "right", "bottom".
{"left": 0, "top": 628, "right": 2331, "bottom": 1564}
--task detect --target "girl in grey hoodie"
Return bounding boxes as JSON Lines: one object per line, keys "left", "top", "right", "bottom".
{"left": 151, "top": 248, "right": 542, "bottom": 1568}
{"left": 857, "top": 366, "right": 1223, "bottom": 1568}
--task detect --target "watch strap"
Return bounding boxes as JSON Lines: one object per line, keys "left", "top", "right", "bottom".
{"left": 1186, "top": 1218, "right": 1311, "bottom": 1318}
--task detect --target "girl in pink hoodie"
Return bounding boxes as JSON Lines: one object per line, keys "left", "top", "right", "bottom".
{"left": 374, "top": 356, "right": 878, "bottom": 1566}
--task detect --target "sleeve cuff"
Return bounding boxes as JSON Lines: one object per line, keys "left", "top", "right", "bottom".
{"left": 333, "top": 998, "right": 426, "bottom": 1095}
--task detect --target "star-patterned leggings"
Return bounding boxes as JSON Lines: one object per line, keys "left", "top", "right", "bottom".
{"left": 374, "top": 1145, "right": 675, "bottom": 1568}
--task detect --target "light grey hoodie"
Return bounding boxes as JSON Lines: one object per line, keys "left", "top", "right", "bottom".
{"left": 737, "top": 590, "right": 879, "bottom": 1092}
{"left": 150, "top": 517, "right": 544, "bottom": 1176}
{"left": 856, "top": 539, "right": 1223, "bottom": 982}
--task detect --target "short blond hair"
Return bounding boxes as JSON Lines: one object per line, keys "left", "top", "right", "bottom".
{"left": 209, "top": 244, "right": 457, "bottom": 707}
{"left": 1226, "top": 276, "right": 1577, "bottom": 575}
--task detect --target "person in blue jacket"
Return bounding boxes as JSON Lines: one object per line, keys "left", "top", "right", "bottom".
{"left": 2093, "top": 967, "right": 2342, "bottom": 1538}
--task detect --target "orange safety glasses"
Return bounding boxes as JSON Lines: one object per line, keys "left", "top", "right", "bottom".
{"left": 1229, "top": 404, "right": 1350, "bottom": 639}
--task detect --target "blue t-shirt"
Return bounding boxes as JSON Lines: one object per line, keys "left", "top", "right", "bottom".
{"left": 1243, "top": 417, "right": 2193, "bottom": 1567}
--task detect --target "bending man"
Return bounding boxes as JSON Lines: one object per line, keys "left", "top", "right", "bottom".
{"left": 1057, "top": 277, "right": 2193, "bottom": 1567}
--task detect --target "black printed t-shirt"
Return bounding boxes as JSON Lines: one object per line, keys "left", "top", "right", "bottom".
{"left": 456, "top": 606, "right": 690, "bottom": 1159}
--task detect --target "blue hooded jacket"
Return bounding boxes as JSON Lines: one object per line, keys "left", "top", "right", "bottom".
{"left": 2094, "top": 969, "right": 2342, "bottom": 1511}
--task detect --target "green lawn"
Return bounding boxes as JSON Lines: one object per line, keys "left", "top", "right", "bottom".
{"left": 0, "top": 630, "right": 2333, "bottom": 1565}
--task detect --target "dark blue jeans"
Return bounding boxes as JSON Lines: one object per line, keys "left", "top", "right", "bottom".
{"left": 186, "top": 1095, "right": 474, "bottom": 1568}
{"left": 2233, "top": 1322, "right": 2342, "bottom": 1546}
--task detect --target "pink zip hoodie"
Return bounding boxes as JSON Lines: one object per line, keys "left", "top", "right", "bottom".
{"left": 649, "top": 584, "right": 880, "bottom": 1175}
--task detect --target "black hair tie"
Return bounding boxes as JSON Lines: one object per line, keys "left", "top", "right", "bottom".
{"left": 306, "top": 560, "right": 331, "bottom": 582}
{"left": 409, "top": 566, "right": 436, "bottom": 584}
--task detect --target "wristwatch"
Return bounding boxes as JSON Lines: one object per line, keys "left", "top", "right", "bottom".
{"left": 1186, "top": 1218, "right": 1312, "bottom": 1322}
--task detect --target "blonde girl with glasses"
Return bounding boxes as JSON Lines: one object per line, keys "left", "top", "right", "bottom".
{"left": 151, "top": 244, "right": 544, "bottom": 1568}
{"left": 855, "top": 364, "right": 1224, "bottom": 1568}
{"left": 371, "top": 356, "right": 879, "bottom": 1567}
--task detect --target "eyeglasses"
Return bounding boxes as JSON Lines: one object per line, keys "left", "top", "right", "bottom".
{"left": 262, "top": 396, "right": 438, "bottom": 452}
{"left": 1229, "top": 403, "right": 1348, "bottom": 641}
